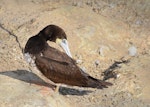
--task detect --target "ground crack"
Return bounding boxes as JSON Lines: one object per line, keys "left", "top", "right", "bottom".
{"left": 0, "top": 23, "right": 23, "bottom": 53}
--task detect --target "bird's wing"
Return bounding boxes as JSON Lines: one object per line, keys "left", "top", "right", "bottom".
{"left": 35, "top": 54, "right": 87, "bottom": 86}
{"left": 35, "top": 46, "right": 112, "bottom": 88}
{"left": 42, "top": 46, "right": 76, "bottom": 64}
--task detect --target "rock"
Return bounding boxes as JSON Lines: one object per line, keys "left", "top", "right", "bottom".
{"left": 135, "top": 19, "right": 142, "bottom": 25}
{"left": 76, "top": 59, "right": 82, "bottom": 64}
{"left": 128, "top": 46, "right": 137, "bottom": 56}
{"left": 98, "top": 46, "right": 110, "bottom": 57}
{"left": 99, "top": 47, "right": 104, "bottom": 57}
{"left": 95, "top": 60, "right": 100, "bottom": 66}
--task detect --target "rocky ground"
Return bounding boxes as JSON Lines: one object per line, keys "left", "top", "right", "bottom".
{"left": 0, "top": 0, "right": 150, "bottom": 107}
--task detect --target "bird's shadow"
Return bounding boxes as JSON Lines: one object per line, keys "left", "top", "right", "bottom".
{"left": 0, "top": 70, "right": 92, "bottom": 96}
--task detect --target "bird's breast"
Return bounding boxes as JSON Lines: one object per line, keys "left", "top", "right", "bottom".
{"left": 24, "top": 52, "right": 36, "bottom": 67}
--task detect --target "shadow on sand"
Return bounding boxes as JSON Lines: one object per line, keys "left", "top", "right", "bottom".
{"left": 0, "top": 70, "right": 92, "bottom": 96}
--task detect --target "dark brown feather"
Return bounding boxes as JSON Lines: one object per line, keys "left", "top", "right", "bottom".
{"left": 33, "top": 45, "right": 112, "bottom": 89}
{"left": 24, "top": 25, "right": 112, "bottom": 89}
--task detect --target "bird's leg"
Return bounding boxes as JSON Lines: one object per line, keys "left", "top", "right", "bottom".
{"left": 54, "top": 84, "right": 60, "bottom": 93}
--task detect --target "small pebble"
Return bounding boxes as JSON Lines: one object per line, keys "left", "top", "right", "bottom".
{"left": 98, "top": 46, "right": 109, "bottom": 57}
{"left": 128, "top": 46, "right": 137, "bottom": 56}
{"left": 135, "top": 20, "right": 142, "bottom": 25}
{"left": 99, "top": 47, "right": 104, "bottom": 57}
{"left": 116, "top": 74, "right": 121, "bottom": 78}
{"left": 76, "top": 59, "right": 82, "bottom": 64}
{"left": 95, "top": 60, "right": 100, "bottom": 66}
{"left": 109, "top": 3, "right": 116, "bottom": 8}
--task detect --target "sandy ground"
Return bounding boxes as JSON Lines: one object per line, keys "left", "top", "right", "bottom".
{"left": 0, "top": 0, "right": 150, "bottom": 107}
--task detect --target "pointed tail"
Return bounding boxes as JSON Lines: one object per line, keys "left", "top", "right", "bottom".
{"left": 86, "top": 76, "right": 113, "bottom": 89}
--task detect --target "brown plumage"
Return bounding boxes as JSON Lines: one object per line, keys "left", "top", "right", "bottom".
{"left": 24, "top": 25, "right": 112, "bottom": 89}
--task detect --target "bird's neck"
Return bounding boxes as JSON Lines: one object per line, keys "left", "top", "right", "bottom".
{"left": 38, "top": 32, "right": 49, "bottom": 41}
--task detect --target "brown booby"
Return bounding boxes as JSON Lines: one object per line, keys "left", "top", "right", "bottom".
{"left": 24, "top": 25, "right": 112, "bottom": 90}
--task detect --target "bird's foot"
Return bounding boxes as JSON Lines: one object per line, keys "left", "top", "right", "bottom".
{"left": 48, "top": 83, "right": 57, "bottom": 90}
{"left": 36, "top": 84, "right": 56, "bottom": 95}
{"left": 53, "top": 84, "right": 60, "bottom": 94}
{"left": 38, "top": 87, "right": 55, "bottom": 95}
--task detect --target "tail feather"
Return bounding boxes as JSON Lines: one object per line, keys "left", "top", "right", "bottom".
{"left": 87, "top": 76, "right": 113, "bottom": 89}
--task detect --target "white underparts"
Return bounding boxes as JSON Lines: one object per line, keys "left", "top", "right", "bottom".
{"left": 24, "top": 53, "right": 36, "bottom": 67}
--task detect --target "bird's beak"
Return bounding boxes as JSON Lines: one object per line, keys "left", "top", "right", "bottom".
{"left": 56, "top": 38, "right": 72, "bottom": 58}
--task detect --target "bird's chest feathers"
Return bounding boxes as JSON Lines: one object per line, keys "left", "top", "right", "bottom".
{"left": 24, "top": 52, "right": 44, "bottom": 64}
{"left": 24, "top": 52, "right": 38, "bottom": 67}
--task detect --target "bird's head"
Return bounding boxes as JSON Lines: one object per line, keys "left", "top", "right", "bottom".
{"left": 39, "top": 25, "right": 72, "bottom": 58}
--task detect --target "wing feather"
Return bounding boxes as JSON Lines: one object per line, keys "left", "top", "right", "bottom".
{"left": 34, "top": 49, "right": 86, "bottom": 85}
